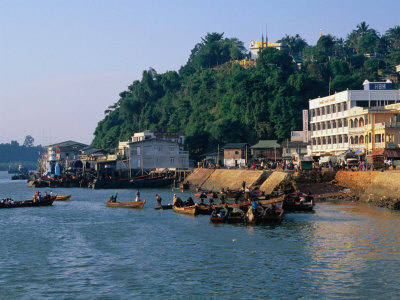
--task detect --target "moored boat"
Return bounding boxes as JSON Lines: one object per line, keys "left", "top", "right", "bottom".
{"left": 197, "top": 203, "right": 214, "bottom": 215}
{"left": 105, "top": 199, "right": 146, "bottom": 208}
{"left": 173, "top": 204, "right": 198, "bottom": 215}
{"left": 55, "top": 195, "right": 71, "bottom": 201}
{"left": 0, "top": 195, "right": 55, "bottom": 209}
{"left": 154, "top": 204, "right": 173, "bottom": 210}
{"left": 210, "top": 207, "right": 227, "bottom": 223}
{"left": 260, "top": 206, "right": 284, "bottom": 223}
{"left": 226, "top": 208, "right": 245, "bottom": 224}
{"left": 283, "top": 192, "right": 314, "bottom": 212}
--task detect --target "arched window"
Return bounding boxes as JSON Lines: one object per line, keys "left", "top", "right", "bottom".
{"left": 354, "top": 118, "right": 358, "bottom": 128}
{"left": 359, "top": 135, "right": 364, "bottom": 144}
{"left": 350, "top": 136, "right": 354, "bottom": 144}
{"left": 359, "top": 118, "right": 364, "bottom": 127}
{"left": 350, "top": 119, "right": 354, "bottom": 128}
{"left": 355, "top": 136, "right": 359, "bottom": 144}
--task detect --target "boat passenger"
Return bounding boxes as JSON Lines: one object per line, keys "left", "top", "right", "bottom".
{"left": 135, "top": 190, "right": 140, "bottom": 202}
{"left": 156, "top": 194, "right": 162, "bottom": 205}
{"left": 185, "top": 197, "right": 195, "bottom": 206}
{"left": 251, "top": 199, "right": 258, "bottom": 211}
{"left": 114, "top": 192, "right": 118, "bottom": 202}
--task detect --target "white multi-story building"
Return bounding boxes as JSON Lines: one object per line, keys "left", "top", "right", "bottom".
{"left": 117, "top": 131, "right": 189, "bottom": 170}
{"left": 309, "top": 80, "right": 400, "bottom": 156}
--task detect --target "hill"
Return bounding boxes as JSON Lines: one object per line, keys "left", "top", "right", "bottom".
{"left": 92, "top": 23, "right": 400, "bottom": 156}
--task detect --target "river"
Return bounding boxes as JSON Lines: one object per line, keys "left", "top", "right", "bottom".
{"left": 0, "top": 171, "right": 399, "bottom": 299}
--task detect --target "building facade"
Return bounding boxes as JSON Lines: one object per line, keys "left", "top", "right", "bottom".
{"left": 122, "top": 138, "right": 189, "bottom": 170}
{"left": 250, "top": 140, "right": 282, "bottom": 160}
{"left": 309, "top": 80, "right": 400, "bottom": 156}
{"left": 348, "top": 104, "right": 400, "bottom": 155}
{"left": 223, "top": 143, "right": 249, "bottom": 168}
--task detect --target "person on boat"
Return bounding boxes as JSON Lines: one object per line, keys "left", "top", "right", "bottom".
{"left": 156, "top": 194, "right": 162, "bottom": 206}
{"left": 184, "top": 197, "right": 195, "bottom": 206}
{"left": 251, "top": 198, "right": 258, "bottom": 212}
{"left": 38, "top": 193, "right": 43, "bottom": 202}
{"left": 173, "top": 194, "right": 183, "bottom": 207}
{"left": 135, "top": 190, "right": 140, "bottom": 202}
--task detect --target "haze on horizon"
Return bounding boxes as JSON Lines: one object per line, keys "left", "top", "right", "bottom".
{"left": 1, "top": 0, "right": 399, "bottom": 146}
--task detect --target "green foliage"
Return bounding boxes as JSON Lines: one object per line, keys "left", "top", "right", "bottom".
{"left": 0, "top": 140, "right": 44, "bottom": 170}
{"left": 92, "top": 26, "right": 400, "bottom": 155}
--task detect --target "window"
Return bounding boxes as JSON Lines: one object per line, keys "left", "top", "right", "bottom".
{"left": 332, "top": 104, "right": 336, "bottom": 113}
{"left": 317, "top": 123, "right": 321, "bottom": 130}
{"left": 170, "top": 158, "right": 175, "bottom": 164}
{"left": 344, "top": 136, "right": 348, "bottom": 143}
{"left": 321, "top": 107, "right": 325, "bottom": 115}
{"left": 343, "top": 103, "right": 347, "bottom": 110}
{"left": 333, "top": 136, "right": 337, "bottom": 144}
{"left": 344, "top": 119, "right": 348, "bottom": 127}
{"left": 327, "top": 122, "right": 331, "bottom": 129}
{"left": 333, "top": 121, "right": 336, "bottom": 128}
{"left": 137, "top": 147, "right": 141, "bottom": 155}
{"left": 322, "top": 122, "right": 326, "bottom": 130}
{"left": 375, "top": 134, "right": 381, "bottom": 143}
{"left": 326, "top": 106, "right": 330, "bottom": 114}
{"left": 337, "top": 104, "right": 342, "bottom": 112}
{"left": 235, "top": 151, "right": 239, "bottom": 155}
{"left": 339, "top": 136, "right": 342, "bottom": 143}
{"left": 328, "top": 137, "right": 331, "bottom": 144}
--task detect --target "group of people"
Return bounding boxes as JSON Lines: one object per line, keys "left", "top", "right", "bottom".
{"left": 109, "top": 189, "right": 141, "bottom": 203}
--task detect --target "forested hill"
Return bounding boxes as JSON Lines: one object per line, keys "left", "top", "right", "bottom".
{"left": 92, "top": 23, "right": 400, "bottom": 156}
{"left": 0, "top": 140, "right": 44, "bottom": 171}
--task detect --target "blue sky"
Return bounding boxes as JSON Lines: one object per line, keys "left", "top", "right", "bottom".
{"left": 1, "top": 0, "right": 399, "bottom": 145}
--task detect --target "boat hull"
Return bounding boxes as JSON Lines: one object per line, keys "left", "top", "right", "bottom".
{"left": 105, "top": 200, "right": 146, "bottom": 208}
{"left": 173, "top": 204, "right": 198, "bottom": 215}
{"left": 0, "top": 196, "right": 55, "bottom": 209}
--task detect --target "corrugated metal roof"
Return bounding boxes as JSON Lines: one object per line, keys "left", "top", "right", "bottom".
{"left": 250, "top": 140, "right": 280, "bottom": 149}
{"left": 223, "top": 143, "right": 248, "bottom": 149}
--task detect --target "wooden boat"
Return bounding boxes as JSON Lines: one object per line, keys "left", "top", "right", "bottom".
{"left": 105, "top": 199, "right": 146, "bottom": 208}
{"left": 154, "top": 204, "right": 173, "bottom": 210}
{"left": 197, "top": 204, "right": 214, "bottom": 215}
{"left": 258, "top": 196, "right": 284, "bottom": 205}
{"left": 260, "top": 206, "right": 284, "bottom": 223}
{"left": 193, "top": 191, "right": 218, "bottom": 199}
{"left": 283, "top": 192, "right": 314, "bottom": 212}
{"left": 173, "top": 204, "right": 198, "bottom": 215}
{"left": 227, "top": 201, "right": 250, "bottom": 209}
{"left": 226, "top": 208, "right": 245, "bottom": 224}
{"left": 55, "top": 194, "right": 71, "bottom": 201}
{"left": 210, "top": 207, "right": 227, "bottom": 223}
{"left": 0, "top": 195, "right": 55, "bottom": 209}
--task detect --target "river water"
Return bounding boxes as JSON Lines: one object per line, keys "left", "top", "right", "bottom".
{"left": 0, "top": 171, "right": 399, "bottom": 299}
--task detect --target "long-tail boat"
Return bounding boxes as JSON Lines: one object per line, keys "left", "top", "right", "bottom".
{"left": 0, "top": 195, "right": 55, "bottom": 209}
{"left": 154, "top": 204, "right": 173, "bottom": 210}
{"left": 105, "top": 199, "right": 146, "bottom": 208}
{"left": 173, "top": 204, "right": 198, "bottom": 215}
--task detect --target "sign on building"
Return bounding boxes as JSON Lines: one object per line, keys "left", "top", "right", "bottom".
{"left": 303, "top": 109, "right": 309, "bottom": 142}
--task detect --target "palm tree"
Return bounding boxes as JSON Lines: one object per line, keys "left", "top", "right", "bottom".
{"left": 385, "top": 26, "right": 400, "bottom": 50}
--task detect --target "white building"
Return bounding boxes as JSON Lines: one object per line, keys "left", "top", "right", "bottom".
{"left": 118, "top": 132, "right": 189, "bottom": 170}
{"left": 309, "top": 80, "right": 400, "bottom": 156}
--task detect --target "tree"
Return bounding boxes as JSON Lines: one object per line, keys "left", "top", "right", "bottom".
{"left": 23, "top": 135, "right": 34, "bottom": 147}
{"left": 278, "top": 34, "right": 308, "bottom": 55}
{"left": 385, "top": 26, "right": 400, "bottom": 50}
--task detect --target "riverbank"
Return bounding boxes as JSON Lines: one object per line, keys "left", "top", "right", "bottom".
{"left": 185, "top": 168, "right": 400, "bottom": 210}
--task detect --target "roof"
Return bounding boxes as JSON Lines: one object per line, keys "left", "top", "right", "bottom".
{"left": 250, "top": 140, "right": 280, "bottom": 149}
{"left": 223, "top": 143, "right": 248, "bottom": 150}
{"left": 46, "top": 140, "right": 88, "bottom": 150}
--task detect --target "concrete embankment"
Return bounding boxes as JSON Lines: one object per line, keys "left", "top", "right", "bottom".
{"left": 335, "top": 171, "right": 400, "bottom": 209}
{"left": 185, "top": 169, "right": 290, "bottom": 193}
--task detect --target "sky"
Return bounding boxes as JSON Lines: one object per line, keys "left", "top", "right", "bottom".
{"left": 1, "top": 0, "right": 399, "bottom": 146}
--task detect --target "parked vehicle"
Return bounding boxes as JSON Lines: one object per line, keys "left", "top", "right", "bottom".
{"left": 367, "top": 154, "right": 384, "bottom": 170}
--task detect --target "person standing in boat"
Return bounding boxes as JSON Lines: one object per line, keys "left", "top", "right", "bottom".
{"left": 156, "top": 194, "right": 162, "bottom": 206}
{"left": 135, "top": 190, "right": 140, "bottom": 202}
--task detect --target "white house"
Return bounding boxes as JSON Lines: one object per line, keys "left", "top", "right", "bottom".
{"left": 118, "top": 132, "right": 189, "bottom": 170}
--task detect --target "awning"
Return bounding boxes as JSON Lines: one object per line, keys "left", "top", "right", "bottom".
{"left": 371, "top": 149, "right": 400, "bottom": 157}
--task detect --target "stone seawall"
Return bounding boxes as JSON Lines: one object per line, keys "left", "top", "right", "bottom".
{"left": 185, "top": 169, "right": 290, "bottom": 193}
{"left": 335, "top": 171, "right": 400, "bottom": 209}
